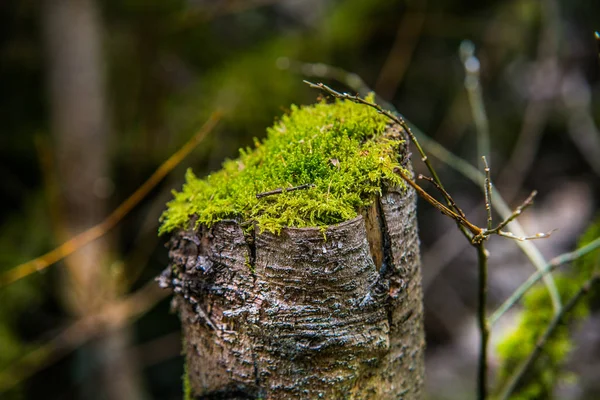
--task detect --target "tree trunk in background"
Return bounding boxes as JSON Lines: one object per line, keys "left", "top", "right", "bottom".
{"left": 163, "top": 128, "right": 425, "bottom": 399}
{"left": 42, "top": 1, "right": 146, "bottom": 399}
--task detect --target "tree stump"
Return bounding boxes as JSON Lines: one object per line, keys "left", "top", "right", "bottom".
{"left": 160, "top": 132, "right": 424, "bottom": 398}
{"left": 159, "top": 96, "right": 425, "bottom": 399}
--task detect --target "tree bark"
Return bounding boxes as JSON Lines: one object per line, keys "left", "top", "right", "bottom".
{"left": 162, "top": 128, "right": 424, "bottom": 399}
{"left": 42, "top": 1, "right": 146, "bottom": 399}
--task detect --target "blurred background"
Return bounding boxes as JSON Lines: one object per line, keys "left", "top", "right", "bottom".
{"left": 1, "top": 0, "right": 599, "bottom": 399}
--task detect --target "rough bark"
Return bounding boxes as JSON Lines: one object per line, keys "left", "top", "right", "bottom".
{"left": 162, "top": 129, "right": 424, "bottom": 399}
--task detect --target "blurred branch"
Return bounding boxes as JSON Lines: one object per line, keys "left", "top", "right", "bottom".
{"left": 375, "top": 4, "right": 427, "bottom": 100}
{"left": 497, "top": 272, "right": 600, "bottom": 400}
{"left": 121, "top": 184, "right": 176, "bottom": 289}
{"left": 0, "top": 280, "right": 168, "bottom": 393}
{"left": 596, "top": 31, "right": 600, "bottom": 64}
{"left": 277, "top": 58, "right": 389, "bottom": 106}
{"left": 460, "top": 41, "right": 490, "bottom": 170}
{"left": 496, "top": 0, "right": 561, "bottom": 200}
{"left": 490, "top": 236, "right": 600, "bottom": 325}
{"left": 0, "top": 112, "right": 221, "bottom": 287}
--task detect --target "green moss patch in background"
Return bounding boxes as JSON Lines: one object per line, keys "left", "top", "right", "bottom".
{"left": 159, "top": 97, "right": 406, "bottom": 235}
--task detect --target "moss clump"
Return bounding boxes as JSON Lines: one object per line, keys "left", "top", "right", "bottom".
{"left": 159, "top": 96, "right": 406, "bottom": 235}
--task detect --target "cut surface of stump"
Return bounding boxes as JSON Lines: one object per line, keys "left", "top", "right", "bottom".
{"left": 159, "top": 99, "right": 424, "bottom": 399}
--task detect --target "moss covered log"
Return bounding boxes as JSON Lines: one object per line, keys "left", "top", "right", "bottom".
{"left": 159, "top": 99, "right": 425, "bottom": 399}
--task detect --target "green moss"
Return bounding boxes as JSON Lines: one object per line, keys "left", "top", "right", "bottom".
{"left": 495, "top": 216, "right": 600, "bottom": 399}
{"left": 159, "top": 96, "right": 406, "bottom": 235}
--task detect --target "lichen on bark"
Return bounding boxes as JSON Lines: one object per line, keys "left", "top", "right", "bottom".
{"left": 159, "top": 101, "right": 424, "bottom": 399}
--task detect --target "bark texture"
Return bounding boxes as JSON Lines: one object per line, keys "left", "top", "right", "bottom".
{"left": 162, "top": 131, "right": 424, "bottom": 399}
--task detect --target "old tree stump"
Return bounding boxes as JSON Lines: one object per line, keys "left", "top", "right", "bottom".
{"left": 158, "top": 99, "right": 425, "bottom": 399}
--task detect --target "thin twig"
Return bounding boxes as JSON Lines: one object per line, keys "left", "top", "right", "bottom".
{"left": 256, "top": 183, "right": 315, "bottom": 199}
{"left": 418, "top": 174, "right": 466, "bottom": 219}
{"left": 0, "top": 112, "right": 221, "bottom": 287}
{"left": 496, "top": 229, "right": 554, "bottom": 242}
{"left": 490, "top": 191, "right": 537, "bottom": 233}
{"left": 477, "top": 243, "right": 489, "bottom": 400}
{"left": 498, "top": 273, "right": 600, "bottom": 400}
{"left": 489, "top": 236, "right": 600, "bottom": 325}
{"left": 394, "top": 168, "right": 481, "bottom": 236}
{"left": 482, "top": 157, "right": 493, "bottom": 230}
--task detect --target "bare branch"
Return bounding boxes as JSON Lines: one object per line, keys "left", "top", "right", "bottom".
{"left": 497, "top": 229, "right": 555, "bottom": 242}
{"left": 460, "top": 41, "right": 491, "bottom": 170}
{"left": 476, "top": 243, "right": 490, "bottom": 400}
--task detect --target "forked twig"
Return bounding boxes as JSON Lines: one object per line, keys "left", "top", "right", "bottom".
{"left": 306, "top": 81, "right": 556, "bottom": 250}
{"left": 417, "top": 174, "right": 466, "bottom": 219}
{"left": 394, "top": 168, "right": 481, "bottom": 236}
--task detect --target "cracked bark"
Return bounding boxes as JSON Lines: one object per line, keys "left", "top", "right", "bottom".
{"left": 161, "top": 127, "right": 424, "bottom": 399}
